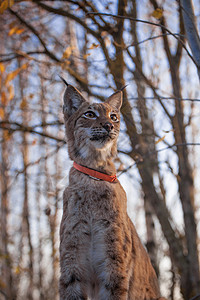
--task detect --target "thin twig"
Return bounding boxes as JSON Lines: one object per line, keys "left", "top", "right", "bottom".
{"left": 86, "top": 12, "right": 196, "bottom": 66}
{"left": 118, "top": 142, "right": 200, "bottom": 177}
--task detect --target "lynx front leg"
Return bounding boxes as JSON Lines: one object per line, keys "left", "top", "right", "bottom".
{"left": 98, "top": 273, "right": 129, "bottom": 300}
{"left": 96, "top": 235, "right": 130, "bottom": 300}
{"left": 59, "top": 219, "right": 89, "bottom": 300}
{"left": 60, "top": 275, "right": 86, "bottom": 300}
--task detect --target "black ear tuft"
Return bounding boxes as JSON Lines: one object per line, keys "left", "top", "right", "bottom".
{"left": 59, "top": 75, "right": 68, "bottom": 86}
{"left": 120, "top": 84, "right": 128, "bottom": 91}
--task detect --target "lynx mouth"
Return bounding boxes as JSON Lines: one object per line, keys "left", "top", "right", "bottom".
{"left": 90, "top": 134, "right": 111, "bottom": 142}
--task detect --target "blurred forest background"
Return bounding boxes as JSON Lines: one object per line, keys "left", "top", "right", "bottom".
{"left": 0, "top": 0, "right": 200, "bottom": 299}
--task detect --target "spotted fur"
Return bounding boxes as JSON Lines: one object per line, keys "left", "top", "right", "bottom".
{"left": 60, "top": 83, "right": 166, "bottom": 300}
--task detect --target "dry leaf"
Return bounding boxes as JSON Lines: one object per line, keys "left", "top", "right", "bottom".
{"left": 0, "top": 62, "right": 5, "bottom": 73}
{"left": 3, "top": 130, "right": 12, "bottom": 141}
{"left": 0, "top": 0, "right": 14, "bottom": 14}
{"left": 15, "top": 266, "right": 21, "bottom": 275}
{"left": 32, "top": 138, "right": 37, "bottom": 146}
{"left": 1, "top": 91, "right": 7, "bottom": 105}
{"left": 9, "top": 27, "right": 24, "bottom": 36}
{"left": 0, "top": 107, "right": 5, "bottom": 119}
{"left": 20, "top": 63, "right": 28, "bottom": 70}
{"left": 7, "top": 70, "right": 18, "bottom": 83}
{"left": 152, "top": 8, "right": 163, "bottom": 20}
{"left": 83, "top": 53, "right": 91, "bottom": 59}
{"left": 5, "top": 63, "right": 28, "bottom": 85}
{"left": 89, "top": 43, "right": 100, "bottom": 50}
{"left": 15, "top": 28, "right": 24, "bottom": 35}
{"left": 8, "top": 84, "right": 14, "bottom": 101}
{"left": 0, "top": 0, "right": 8, "bottom": 14}
{"left": 20, "top": 98, "right": 27, "bottom": 109}
{"left": 29, "top": 93, "right": 34, "bottom": 99}
{"left": 155, "top": 135, "right": 166, "bottom": 145}
{"left": 62, "top": 46, "right": 75, "bottom": 59}
{"left": 5, "top": 70, "right": 19, "bottom": 85}
{"left": 8, "top": 27, "right": 17, "bottom": 36}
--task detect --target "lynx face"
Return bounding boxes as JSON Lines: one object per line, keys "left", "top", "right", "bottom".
{"left": 75, "top": 103, "right": 120, "bottom": 148}
{"left": 63, "top": 84, "right": 122, "bottom": 162}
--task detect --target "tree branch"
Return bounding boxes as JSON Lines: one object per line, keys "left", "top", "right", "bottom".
{"left": 0, "top": 121, "right": 65, "bottom": 143}
{"left": 32, "top": 0, "right": 100, "bottom": 40}
{"left": 8, "top": 8, "right": 60, "bottom": 63}
{"left": 87, "top": 11, "right": 196, "bottom": 66}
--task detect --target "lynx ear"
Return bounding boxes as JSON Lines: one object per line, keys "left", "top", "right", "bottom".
{"left": 62, "top": 83, "right": 87, "bottom": 118}
{"left": 106, "top": 90, "right": 123, "bottom": 110}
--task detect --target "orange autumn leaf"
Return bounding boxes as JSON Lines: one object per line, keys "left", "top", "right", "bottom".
{"left": 5, "top": 70, "right": 19, "bottom": 85}
{"left": 0, "top": 0, "right": 14, "bottom": 14}
{"left": 0, "top": 1, "right": 8, "bottom": 14}
{"left": 0, "top": 62, "right": 5, "bottom": 73}
{"left": 3, "top": 130, "right": 12, "bottom": 141}
{"left": 5, "top": 63, "right": 28, "bottom": 85}
{"left": 8, "top": 27, "right": 24, "bottom": 36}
{"left": 83, "top": 53, "right": 91, "bottom": 59}
{"left": 155, "top": 135, "right": 166, "bottom": 145}
{"left": 8, "top": 27, "right": 17, "bottom": 36}
{"left": 21, "top": 63, "right": 28, "bottom": 70}
{"left": 1, "top": 91, "right": 7, "bottom": 105}
{"left": 62, "top": 46, "right": 75, "bottom": 59}
{"left": 152, "top": 8, "right": 163, "bottom": 20}
{"left": 20, "top": 98, "right": 27, "bottom": 109}
{"left": 15, "top": 28, "right": 24, "bottom": 35}
{"left": 32, "top": 138, "right": 37, "bottom": 146}
{"left": 29, "top": 93, "right": 34, "bottom": 99}
{"left": 89, "top": 43, "right": 100, "bottom": 50}
{"left": 0, "top": 107, "right": 5, "bottom": 119}
{"left": 8, "top": 84, "right": 14, "bottom": 101}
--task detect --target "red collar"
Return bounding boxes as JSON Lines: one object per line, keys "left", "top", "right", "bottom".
{"left": 73, "top": 162, "right": 118, "bottom": 183}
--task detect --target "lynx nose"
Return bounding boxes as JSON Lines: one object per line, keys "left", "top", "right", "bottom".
{"left": 103, "top": 121, "right": 114, "bottom": 132}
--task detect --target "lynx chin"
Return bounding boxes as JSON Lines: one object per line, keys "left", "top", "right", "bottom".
{"left": 59, "top": 79, "right": 166, "bottom": 300}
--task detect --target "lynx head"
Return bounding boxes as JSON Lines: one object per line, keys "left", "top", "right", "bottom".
{"left": 62, "top": 81, "right": 122, "bottom": 165}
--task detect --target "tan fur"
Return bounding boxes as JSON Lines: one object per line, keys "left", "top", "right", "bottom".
{"left": 60, "top": 84, "right": 166, "bottom": 300}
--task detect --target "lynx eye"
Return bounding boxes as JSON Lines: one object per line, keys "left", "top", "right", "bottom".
{"left": 83, "top": 111, "right": 97, "bottom": 119}
{"left": 110, "top": 114, "right": 118, "bottom": 122}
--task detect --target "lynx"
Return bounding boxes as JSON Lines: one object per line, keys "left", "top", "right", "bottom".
{"left": 60, "top": 80, "right": 166, "bottom": 300}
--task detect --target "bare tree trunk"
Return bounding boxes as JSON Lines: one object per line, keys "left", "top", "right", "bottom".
{"left": 130, "top": 0, "right": 158, "bottom": 274}
{"left": 180, "top": 0, "right": 200, "bottom": 79}
{"left": 35, "top": 168, "right": 45, "bottom": 300}
{"left": 39, "top": 73, "right": 60, "bottom": 299}
{"left": 49, "top": 152, "right": 59, "bottom": 298}
{"left": 0, "top": 137, "right": 15, "bottom": 299}
{"left": 150, "top": 0, "right": 200, "bottom": 297}
{"left": 106, "top": 1, "right": 188, "bottom": 290}
{"left": 18, "top": 62, "right": 34, "bottom": 300}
